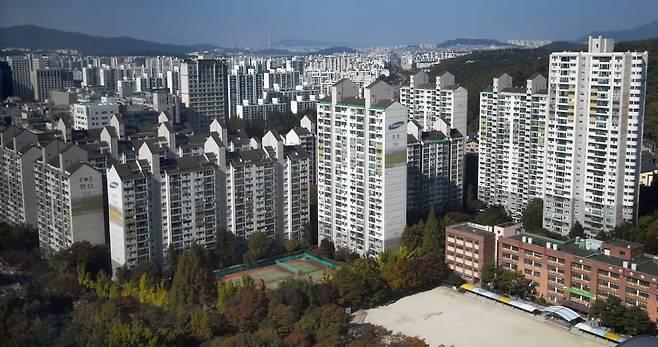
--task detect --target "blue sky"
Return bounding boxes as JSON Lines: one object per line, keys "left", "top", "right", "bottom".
{"left": 1, "top": 0, "right": 658, "bottom": 47}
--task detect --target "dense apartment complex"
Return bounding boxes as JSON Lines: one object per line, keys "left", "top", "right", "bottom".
{"left": 543, "top": 37, "right": 649, "bottom": 235}
{"left": 317, "top": 78, "right": 407, "bottom": 256}
{"left": 478, "top": 73, "right": 548, "bottom": 218}
{"left": 498, "top": 232, "right": 658, "bottom": 322}
{"left": 400, "top": 70, "right": 467, "bottom": 136}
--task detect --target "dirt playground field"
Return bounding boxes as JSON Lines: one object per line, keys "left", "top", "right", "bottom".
{"left": 362, "top": 287, "right": 609, "bottom": 347}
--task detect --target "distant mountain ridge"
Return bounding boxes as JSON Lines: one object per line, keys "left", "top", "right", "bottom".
{"left": 579, "top": 19, "right": 658, "bottom": 42}
{"left": 0, "top": 25, "right": 222, "bottom": 55}
{"left": 438, "top": 38, "right": 515, "bottom": 48}
{"left": 273, "top": 38, "right": 354, "bottom": 48}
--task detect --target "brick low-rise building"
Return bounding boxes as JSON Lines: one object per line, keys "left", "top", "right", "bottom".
{"left": 446, "top": 221, "right": 521, "bottom": 284}
{"left": 498, "top": 232, "right": 658, "bottom": 322}
{"left": 445, "top": 223, "right": 496, "bottom": 283}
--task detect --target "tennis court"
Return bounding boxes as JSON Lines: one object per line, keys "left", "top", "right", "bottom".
{"left": 218, "top": 253, "right": 338, "bottom": 289}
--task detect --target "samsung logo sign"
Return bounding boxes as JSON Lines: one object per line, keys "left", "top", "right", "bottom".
{"left": 109, "top": 182, "right": 119, "bottom": 189}
{"left": 388, "top": 121, "right": 404, "bottom": 130}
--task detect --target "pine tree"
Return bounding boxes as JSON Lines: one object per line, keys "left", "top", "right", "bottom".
{"left": 421, "top": 208, "right": 442, "bottom": 258}
{"left": 169, "top": 244, "right": 215, "bottom": 308}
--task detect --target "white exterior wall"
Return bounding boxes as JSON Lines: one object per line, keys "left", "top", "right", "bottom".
{"left": 543, "top": 38, "right": 648, "bottom": 235}
{"left": 72, "top": 102, "right": 120, "bottom": 130}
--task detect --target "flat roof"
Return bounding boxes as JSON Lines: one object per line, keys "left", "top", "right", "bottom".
{"left": 448, "top": 222, "right": 492, "bottom": 237}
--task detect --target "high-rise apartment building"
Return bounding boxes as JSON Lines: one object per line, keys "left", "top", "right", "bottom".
{"left": 107, "top": 139, "right": 226, "bottom": 270}
{"left": 400, "top": 71, "right": 467, "bottom": 136}
{"left": 285, "top": 123, "right": 316, "bottom": 184}
{"left": 227, "top": 66, "right": 263, "bottom": 119}
{"left": 407, "top": 119, "right": 465, "bottom": 213}
{"left": 181, "top": 57, "right": 229, "bottom": 123}
{"left": 317, "top": 79, "right": 407, "bottom": 256}
{"left": 31, "top": 68, "right": 62, "bottom": 102}
{"left": 263, "top": 69, "right": 300, "bottom": 90}
{"left": 0, "top": 126, "right": 41, "bottom": 226}
{"left": 0, "top": 61, "right": 13, "bottom": 100}
{"left": 262, "top": 131, "right": 311, "bottom": 241}
{"left": 8, "top": 56, "right": 33, "bottom": 100}
{"left": 543, "top": 37, "right": 648, "bottom": 235}
{"left": 478, "top": 73, "right": 548, "bottom": 218}
{"left": 34, "top": 141, "right": 105, "bottom": 255}
{"left": 225, "top": 147, "right": 277, "bottom": 238}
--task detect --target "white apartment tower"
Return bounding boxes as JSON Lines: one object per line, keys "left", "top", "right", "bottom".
{"left": 263, "top": 130, "right": 311, "bottom": 241}
{"left": 225, "top": 147, "right": 277, "bottom": 238}
{"left": 317, "top": 79, "right": 407, "bottom": 256}
{"left": 400, "top": 70, "right": 468, "bottom": 136}
{"left": 107, "top": 138, "right": 226, "bottom": 271}
{"left": 543, "top": 37, "right": 649, "bottom": 235}
{"left": 478, "top": 73, "right": 548, "bottom": 218}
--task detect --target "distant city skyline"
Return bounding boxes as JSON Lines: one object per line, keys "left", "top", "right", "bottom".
{"left": 1, "top": 0, "right": 658, "bottom": 47}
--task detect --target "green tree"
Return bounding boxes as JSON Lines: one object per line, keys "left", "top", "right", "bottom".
{"left": 217, "top": 280, "right": 241, "bottom": 312}
{"left": 51, "top": 241, "right": 111, "bottom": 279}
{"left": 214, "top": 228, "right": 242, "bottom": 268}
{"left": 116, "top": 260, "right": 162, "bottom": 285}
{"left": 591, "top": 296, "right": 627, "bottom": 333}
{"left": 316, "top": 239, "right": 336, "bottom": 259}
{"left": 643, "top": 219, "right": 658, "bottom": 254}
{"left": 164, "top": 243, "right": 178, "bottom": 280}
{"left": 283, "top": 239, "right": 302, "bottom": 255}
{"left": 421, "top": 208, "right": 442, "bottom": 258}
{"left": 480, "top": 262, "right": 497, "bottom": 291}
{"left": 333, "top": 258, "right": 390, "bottom": 309}
{"left": 474, "top": 206, "right": 511, "bottom": 226}
{"left": 491, "top": 268, "right": 536, "bottom": 300}
{"left": 622, "top": 305, "right": 657, "bottom": 336}
{"left": 400, "top": 222, "right": 424, "bottom": 251}
{"left": 247, "top": 231, "right": 272, "bottom": 262}
{"left": 568, "top": 221, "right": 586, "bottom": 239}
{"left": 169, "top": 244, "right": 215, "bottom": 308}
{"left": 521, "top": 198, "right": 543, "bottom": 232}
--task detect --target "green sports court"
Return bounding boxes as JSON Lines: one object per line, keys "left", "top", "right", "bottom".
{"left": 216, "top": 252, "right": 339, "bottom": 289}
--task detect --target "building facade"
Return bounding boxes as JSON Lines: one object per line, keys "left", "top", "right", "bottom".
{"left": 407, "top": 119, "right": 465, "bottom": 213}
{"left": 543, "top": 37, "right": 649, "bottom": 235}
{"left": 181, "top": 57, "right": 229, "bottom": 123}
{"left": 34, "top": 141, "right": 105, "bottom": 255}
{"left": 478, "top": 73, "right": 548, "bottom": 219}
{"left": 317, "top": 79, "right": 407, "bottom": 256}
{"left": 400, "top": 71, "right": 467, "bottom": 136}
{"left": 0, "top": 126, "right": 41, "bottom": 226}
{"left": 72, "top": 99, "right": 120, "bottom": 130}
{"left": 498, "top": 233, "right": 658, "bottom": 322}
{"left": 445, "top": 222, "right": 497, "bottom": 283}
